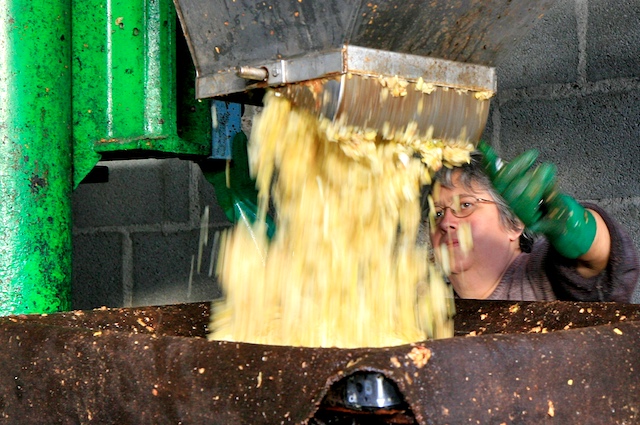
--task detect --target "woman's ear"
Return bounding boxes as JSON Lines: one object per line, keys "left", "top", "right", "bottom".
{"left": 508, "top": 225, "right": 525, "bottom": 242}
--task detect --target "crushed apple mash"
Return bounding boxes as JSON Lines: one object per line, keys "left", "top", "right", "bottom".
{"left": 208, "top": 88, "right": 474, "bottom": 348}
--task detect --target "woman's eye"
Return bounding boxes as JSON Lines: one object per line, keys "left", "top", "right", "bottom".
{"left": 460, "top": 202, "right": 473, "bottom": 210}
{"left": 434, "top": 209, "right": 444, "bottom": 218}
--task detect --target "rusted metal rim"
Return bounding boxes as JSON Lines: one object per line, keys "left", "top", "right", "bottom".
{"left": 0, "top": 300, "right": 638, "bottom": 424}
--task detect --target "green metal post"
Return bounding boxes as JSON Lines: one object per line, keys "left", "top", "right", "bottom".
{"left": 0, "top": 0, "right": 73, "bottom": 314}
{"left": 72, "top": 0, "right": 211, "bottom": 187}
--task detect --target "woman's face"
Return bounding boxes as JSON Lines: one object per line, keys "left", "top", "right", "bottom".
{"left": 430, "top": 172, "right": 522, "bottom": 276}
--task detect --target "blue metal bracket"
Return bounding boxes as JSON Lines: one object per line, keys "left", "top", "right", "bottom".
{"left": 210, "top": 100, "right": 243, "bottom": 159}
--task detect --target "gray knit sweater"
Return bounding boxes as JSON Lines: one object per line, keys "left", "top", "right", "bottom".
{"left": 486, "top": 203, "right": 639, "bottom": 302}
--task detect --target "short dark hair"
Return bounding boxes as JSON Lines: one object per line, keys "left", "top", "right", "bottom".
{"left": 426, "top": 151, "right": 535, "bottom": 253}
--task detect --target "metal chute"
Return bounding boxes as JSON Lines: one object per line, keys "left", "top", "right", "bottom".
{"left": 174, "top": 0, "right": 556, "bottom": 142}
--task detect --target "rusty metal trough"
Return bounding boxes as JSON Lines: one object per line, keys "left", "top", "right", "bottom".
{"left": 0, "top": 300, "right": 639, "bottom": 424}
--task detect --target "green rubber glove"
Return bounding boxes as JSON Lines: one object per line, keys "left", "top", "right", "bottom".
{"left": 478, "top": 141, "right": 596, "bottom": 259}
{"left": 201, "top": 131, "right": 276, "bottom": 239}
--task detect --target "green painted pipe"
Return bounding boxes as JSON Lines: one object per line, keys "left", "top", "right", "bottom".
{"left": 72, "top": 0, "right": 211, "bottom": 187}
{"left": 0, "top": 0, "right": 73, "bottom": 314}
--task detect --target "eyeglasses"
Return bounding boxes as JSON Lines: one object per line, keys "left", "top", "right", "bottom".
{"left": 432, "top": 196, "right": 495, "bottom": 223}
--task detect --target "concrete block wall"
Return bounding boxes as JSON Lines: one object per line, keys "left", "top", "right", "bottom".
{"left": 72, "top": 0, "right": 640, "bottom": 309}
{"left": 485, "top": 0, "right": 640, "bottom": 302}
{"left": 72, "top": 159, "right": 230, "bottom": 309}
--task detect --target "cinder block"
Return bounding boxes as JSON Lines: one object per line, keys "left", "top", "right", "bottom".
{"left": 72, "top": 232, "right": 124, "bottom": 310}
{"left": 593, "top": 198, "right": 640, "bottom": 244}
{"left": 498, "top": 91, "right": 640, "bottom": 199}
{"left": 587, "top": 0, "right": 640, "bottom": 81}
{"left": 163, "top": 158, "right": 194, "bottom": 223}
{"left": 131, "top": 228, "right": 225, "bottom": 307}
{"left": 73, "top": 158, "right": 191, "bottom": 228}
{"left": 496, "top": 0, "right": 578, "bottom": 89}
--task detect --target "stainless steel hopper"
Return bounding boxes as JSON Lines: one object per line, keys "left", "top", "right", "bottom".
{"left": 174, "top": 0, "right": 557, "bottom": 143}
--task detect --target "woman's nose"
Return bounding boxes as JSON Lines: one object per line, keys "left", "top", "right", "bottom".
{"left": 438, "top": 208, "right": 458, "bottom": 230}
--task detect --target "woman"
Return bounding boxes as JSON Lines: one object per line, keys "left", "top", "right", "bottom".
{"left": 428, "top": 142, "right": 639, "bottom": 301}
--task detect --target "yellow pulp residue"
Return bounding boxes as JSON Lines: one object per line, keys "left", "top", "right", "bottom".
{"left": 208, "top": 90, "right": 474, "bottom": 348}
